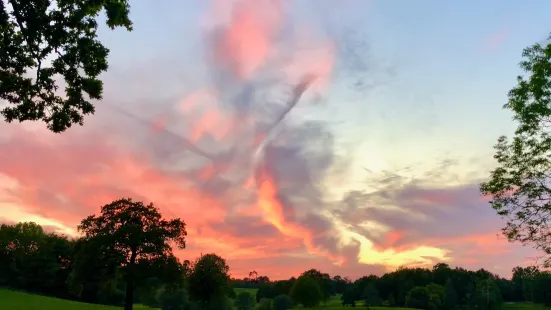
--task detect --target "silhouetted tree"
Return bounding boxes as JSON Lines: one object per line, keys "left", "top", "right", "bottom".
{"left": 76, "top": 198, "right": 187, "bottom": 310}
{"left": 290, "top": 275, "right": 323, "bottom": 308}
{"left": 443, "top": 279, "right": 458, "bottom": 310}
{"left": 0, "top": 0, "right": 133, "bottom": 132}
{"left": 406, "top": 286, "right": 430, "bottom": 310}
{"left": 341, "top": 286, "right": 357, "bottom": 307}
{"left": 300, "top": 269, "right": 333, "bottom": 303}
{"left": 363, "top": 283, "right": 381, "bottom": 308}
{"left": 187, "top": 253, "right": 231, "bottom": 310}
{"left": 480, "top": 35, "right": 551, "bottom": 266}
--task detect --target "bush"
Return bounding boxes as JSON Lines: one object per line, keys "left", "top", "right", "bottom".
{"left": 256, "top": 298, "right": 273, "bottom": 310}
{"left": 158, "top": 288, "right": 189, "bottom": 310}
{"left": 236, "top": 292, "right": 255, "bottom": 310}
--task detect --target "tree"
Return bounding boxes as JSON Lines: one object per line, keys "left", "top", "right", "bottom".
{"left": 341, "top": 286, "right": 357, "bottom": 307}
{"left": 443, "top": 279, "right": 458, "bottom": 310}
{"left": 0, "top": 222, "right": 74, "bottom": 295}
{"left": 406, "top": 286, "right": 430, "bottom": 310}
{"left": 272, "top": 294, "right": 293, "bottom": 310}
{"left": 480, "top": 36, "right": 551, "bottom": 265}
{"left": 426, "top": 283, "right": 445, "bottom": 310}
{"left": 363, "top": 283, "right": 381, "bottom": 308}
{"left": 300, "top": 269, "right": 333, "bottom": 303}
{"left": 473, "top": 279, "right": 502, "bottom": 310}
{"left": 77, "top": 198, "right": 187, "bottom": 310}
{"left": 0, "top": 0, "right": 133, "bottom": 132}
{"left": 235, "top": 291, "right": 255, "bottom": 310}
{"left": 187, "top": 253, "right": 231, "bottom": 309}
{"left": 532, "top": 272, "right": 551, "bottom": 305}
{"left": 290, "top": 275, "right": 323, "bottom": 308}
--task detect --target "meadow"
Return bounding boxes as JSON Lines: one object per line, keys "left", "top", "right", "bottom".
{"left": 0, "top": 288, "right": 412, "bottom": 310}
{"left": 2, "top": 287, "right": 549, "bottom": 310}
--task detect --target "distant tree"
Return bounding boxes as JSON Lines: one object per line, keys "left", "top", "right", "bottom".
{"left": 426, "top": 283, "right": 445, "bottom": 310}
{"left": 236, "top": 292, "right": 255, "bottom": 310}
{"left": 256, "top": 284, "right": 276, "bottom": 302}
{"left": 77, "top": 198, "right": 187, "bottom": 310}
{"left": 406, "top": 286, "right": 430, "bottom": 310}
{"left": 511, "top": 266, "right": 539, "bottom": 301}
{"left": 0, "top": 0, "right": 133, "bottom": 132}
{"left": 0, "top": 222, "right": 74, "bottom": 296}
{"left": 187, "top": 253, "right": 231, "bottom": 309}
{"left": 249, "top": 271, "right": 259, "bottom": 283}
{"left": 290, "top": 275, "right": 323, "bottom": 308}
{"left": 341, "top": 286, "right": 357, "bottom": 307}
{"left": 272, "top": 294, "right": 293, "bottom": 310}
{"left": 479, "top": 36, "right": 551, "bottom": 265}
{"left": 363, "top": 283, "right": 381, "bottom": 308}
{"left": 473, "top": 279, "right": 502, "bottom": 310}
{"left": 300, "top": 269, "right": 333, "bottom": 303}
{"left": 333, "top": 275, "right": 351, "bottom": 294}
{"left": 432, "top": 263, "right": 453, "bottom": 286}
{"left": 443, "top": 279, "right": 458, "bottom": 309}
{"left": 532, "top": 272, "right": 551, "bottom": 305}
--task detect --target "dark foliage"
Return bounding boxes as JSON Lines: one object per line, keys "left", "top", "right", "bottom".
{"left": 0, "top": 0, "right": 132, "bottom": 132}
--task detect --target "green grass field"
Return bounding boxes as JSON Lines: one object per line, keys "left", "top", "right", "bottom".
{"left": 502, "top": 302, "right": 551, "bottom": 310}
{"left": 0, "top": 289, "right": 123, "bottom": 310}
{"left": 1, "top": 288, "right": 549, "bottom": 310}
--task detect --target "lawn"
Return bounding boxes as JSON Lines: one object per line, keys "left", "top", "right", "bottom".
{"left": 0, "top": 288, "right": 122, "bottom": 310}
{"left": 503, "top": 302, "right": 551, "bottom": 310}
{"left": 5, "top": 287, "right": 547, "bottom": 310}
{"left": 0, "top": 288, "right": 415, "bottom": 310}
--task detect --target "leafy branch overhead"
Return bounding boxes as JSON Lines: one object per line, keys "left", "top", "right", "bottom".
{"left": 0, "top": 0, "right": 132, "bottom": 132}
{"left": 480, "top": 35, "right": 551, "bottom": 264}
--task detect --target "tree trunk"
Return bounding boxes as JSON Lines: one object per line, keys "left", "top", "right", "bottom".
{"left": 124, "top": 249, "right": 138, "bottom": 310}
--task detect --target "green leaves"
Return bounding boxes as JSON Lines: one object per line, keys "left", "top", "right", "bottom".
{"left": 0, "top": 0, "right": 132, "bottom": 132}
{"left": 480, "top": 35, "right": 551, "bottom": 265}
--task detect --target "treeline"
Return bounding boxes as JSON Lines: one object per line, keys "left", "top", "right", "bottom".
{"left": 0, "top": 198, "right": 241, "bottom": 310}
{"left": 2, "top": 198, "right": 551, "bottom": 310}
{"left": 231, "top": 264, "right": 551, "bottom": 309}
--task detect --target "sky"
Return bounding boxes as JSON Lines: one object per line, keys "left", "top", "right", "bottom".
{"left": 2, "top": 0, "right": 551, "bottom": 280}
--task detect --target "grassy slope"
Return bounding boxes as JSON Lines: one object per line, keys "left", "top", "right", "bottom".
{"left": 0, "top": 289, "right": 122, "bottom": 310}
{"left": 3, "top": 288, "right": 549, "bottom": 310}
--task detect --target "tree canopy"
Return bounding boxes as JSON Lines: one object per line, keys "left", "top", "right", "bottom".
{"left": 187, "top": 253, "right": 231, "bottom": 310}
{"left": 290, "top": 275, "right": 323, "bottom": 308}
{"left": 480, "top": 35, "right": 551, "bottom": 265}
{"left": 0, "top": 0, "right": 132, "bottom": 132}
{"left": 77, "top": 198, "right": 187, "bottom": 310}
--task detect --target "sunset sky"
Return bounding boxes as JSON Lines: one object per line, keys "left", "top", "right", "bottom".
{"left": 1, "top": 0, "right": 551, "bottom": 280}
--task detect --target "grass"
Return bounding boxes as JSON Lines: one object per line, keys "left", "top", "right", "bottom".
{"left": 0, "top": 288, "right": 121, "bottom": 310}
{"left": 503, "top": 302, "right": 551, "bottom": 310}
{"left": 3, "top": 287, "right": 548, "bottom": 310}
